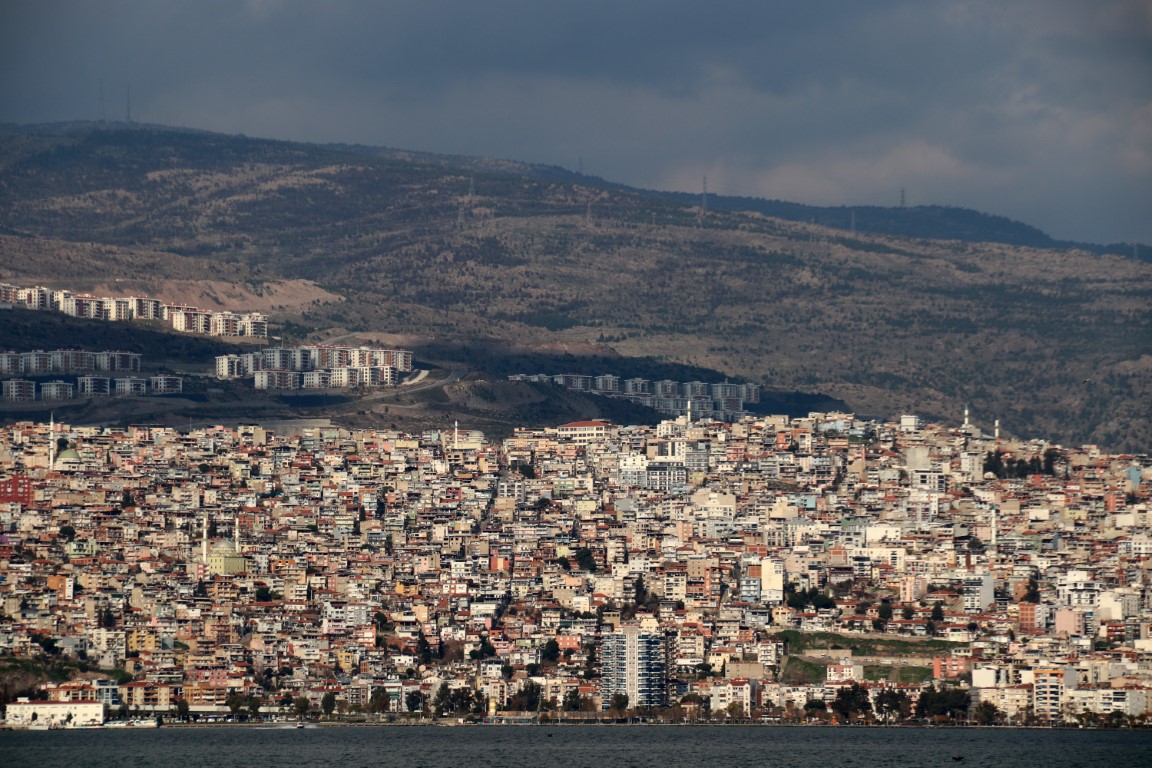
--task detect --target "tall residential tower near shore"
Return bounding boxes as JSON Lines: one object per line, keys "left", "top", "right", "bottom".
{"left": 601, "top": 626, "right": 669, "bottom": 710}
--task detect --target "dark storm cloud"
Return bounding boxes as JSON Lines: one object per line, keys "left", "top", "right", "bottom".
{"left": 1, "top": 0, "right": 1149, "bottom": 243}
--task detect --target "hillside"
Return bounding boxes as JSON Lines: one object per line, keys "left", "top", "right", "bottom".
{"left": 1, "top": 123, "right": 1149, "bottom": 450}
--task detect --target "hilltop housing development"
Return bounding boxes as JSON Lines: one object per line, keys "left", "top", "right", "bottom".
{"left": 509, "top": 372, "right": 761, "bottom": 421}
{"left": 1, "top": 349, "right": 183, "bottom": 403}
{"left": 0, "top": 282, "right": 268, "bottom": 339}
{"left": 215, "top": 345, "right": 414, "bottom": 391}
{"left": 0, "top": 411, "right": 1150, "bottom": 726}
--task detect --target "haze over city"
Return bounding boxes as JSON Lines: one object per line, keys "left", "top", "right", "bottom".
{"left": 2, "top": 0, "right": 1150, "bottom": 244}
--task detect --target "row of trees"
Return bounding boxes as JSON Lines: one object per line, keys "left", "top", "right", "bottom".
{"left": 983, "top": 448, "right": 1063, "bottom": 479}
{"left": 151, "top": 684, "right": 1148, "bottom": 729}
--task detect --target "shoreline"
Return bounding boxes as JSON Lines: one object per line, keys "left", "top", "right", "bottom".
{"left": 9, "top": 720, "right": 1126, "bottom": 731}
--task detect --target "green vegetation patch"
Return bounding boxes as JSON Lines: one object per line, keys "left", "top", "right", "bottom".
{"left": 774, "top": 629, "right": 965, "bottom": 657}
{"left": 779, "top": 656, "right": 827, "bottom": 685}
{"left": 863, "top": 664, "right": 933, "bottom": 683}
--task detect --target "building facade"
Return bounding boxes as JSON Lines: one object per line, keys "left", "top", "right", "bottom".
{"left": 601, "top": 625, "right": 667, "bottom": 709}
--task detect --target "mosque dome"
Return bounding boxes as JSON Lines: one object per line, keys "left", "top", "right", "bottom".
{"left": 56, "top": 448, "right": 82, "bottom": 465}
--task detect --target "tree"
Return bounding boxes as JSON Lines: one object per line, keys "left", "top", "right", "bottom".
{"left": 174, "top": 698, "right": 190, "bottom": 721}
{"left": 972, "top": 700, "right": 1002, "bottom": 725}
{"left": 831, "top": 683, "right": 872, "bottom": 722}
{"left": 609, "top": 692, "right": 629, "bottom": 716}
{"left": 507, "top": 681, "right": 543, "bottom": 712}
{"left": 321, "top": 691, "right": 337, "bottom": 718}
{"left": 541, "top": 639, "right": 561, "bottom": 664}
{"left": 583, "top": 643, "right": 598, "bottom": 679}
{"left": 1022, "top": 577, "right": 1041, "bottom": 603}
{"left": 417, "top": 630, "right": 433, "bottom": 666}
{"left": 803, "top": 699, "right": 828, "bottom": 722}
{"left": 369, "top": 687, "right": 389, "bottom": 715}
{"left": 563, "top": 688, "right": 583, "bottom": 711}
{"left": 245, "top": 695, "right": 262, "bottom": 718}
{"left": 59, "top": 524, "right": 76, "bottom": 542}
{"left": 634, "top": 575, "right": 648, "bottom": 605}
{"left": 574, "top": 547, "right": 597, "bottom": 573}
{"left": 449, "top": 687, "right": 474, "bottom": 715}
{"left": 405, "top": 689, "right": 426, "bottom": 714}
{"left": 434, "top": 683, "right": 451, "bottom": 716}
{"left": 787, "top": 587, "right": 836, "bottom": 611}
{"left": 877, "top": 601, "right": 894, "bottom": 622}
{"left": 293, "top": 696, "right": 311, "bottom": 719}
{"left": 915, "top": 685, "right": 969, "bottom": 721}
{"left": 931, "top": 602, "right": 945, "bottom": 621}
{"left": 874, "top": 689, "right": 910, "bottom": 722}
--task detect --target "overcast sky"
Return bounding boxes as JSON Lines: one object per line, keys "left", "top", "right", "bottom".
{"left": 2, "top": 0, "right": 1149, "bottom": 243}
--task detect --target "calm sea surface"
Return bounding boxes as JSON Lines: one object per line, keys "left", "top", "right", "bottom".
{"left": 2, "top": 725, "right": 1150, "bottom": 768}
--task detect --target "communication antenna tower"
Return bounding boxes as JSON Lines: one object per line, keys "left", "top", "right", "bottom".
{"left": 126, "top": 82, "right": 132, "bottom": 123}
{"left": 899, "top": 187, "right": 906, "bottom": 208}
{"left": 99, "top": 79, "right": 105, "bottom": 123}
{"left": 697, "top": 176, "right": 708, "bottom": 227}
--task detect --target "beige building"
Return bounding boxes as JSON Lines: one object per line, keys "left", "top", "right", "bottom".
{"left": 208, "top": 541, "right": 249, "bottom": 576}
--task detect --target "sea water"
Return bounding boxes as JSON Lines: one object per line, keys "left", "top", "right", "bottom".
{"left": 2, "top": 725, "right": 1149, "bottom": 768}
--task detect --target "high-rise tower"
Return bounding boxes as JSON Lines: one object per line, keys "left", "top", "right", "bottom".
{"left": 600, "top": 625, "right": 667, "bottom": 709}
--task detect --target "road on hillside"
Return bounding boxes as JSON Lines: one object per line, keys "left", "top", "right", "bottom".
{"left": 354, "top": 368, "right": 466, "bottom": 403}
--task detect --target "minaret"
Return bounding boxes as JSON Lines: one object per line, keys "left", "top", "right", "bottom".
{"left": 990, "top": 507, "right": 998, "bottom": 550}
{"left": 201, "top": 510, "right": 209, "bottom": 565}
{"left": 994, "top": 419, "right": 1001, "bottom": 440}
{"left": 234, "top": 513, "right": 240, "bottom": 552}
{"left": 49, "top": 413, "right": 55, "bottom": 471}
{"left": 686, "top": 400, "right": 692, "bottom": 425}
{"left": 454, "top": 421, "right": 459, "bottom": 451}
{"left": 963, "top": 405, "right": 970, "bottom": 429}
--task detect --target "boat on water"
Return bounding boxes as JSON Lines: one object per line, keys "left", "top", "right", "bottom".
{"left": 104, "top": 719, "right": 158, "bottom": 728}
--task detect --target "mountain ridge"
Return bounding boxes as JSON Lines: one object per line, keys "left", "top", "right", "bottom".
{"left": 0, "top": 121, "right": 1149, "bottom": 451}
{"left": 3, "top": 121, "right": 1145, "bottom": 257}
